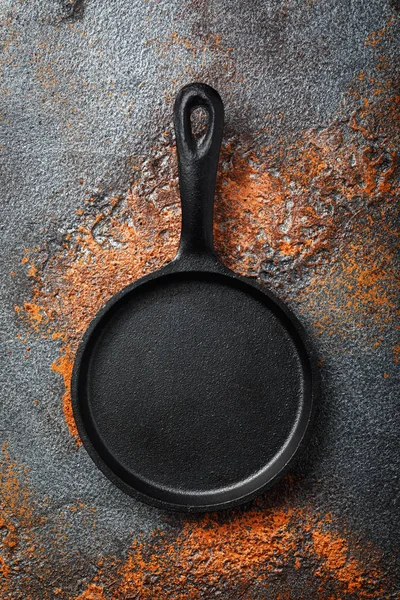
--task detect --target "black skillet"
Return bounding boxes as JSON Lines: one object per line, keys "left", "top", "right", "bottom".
{"left": 72, "top": 83, "right": 316, "bottom": 512}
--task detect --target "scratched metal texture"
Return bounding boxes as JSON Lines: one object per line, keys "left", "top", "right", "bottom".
{"left": 1, "top": 0, "right": 399, "bottom": 598}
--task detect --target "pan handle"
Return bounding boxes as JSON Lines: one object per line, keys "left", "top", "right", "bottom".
{"left": 174, "top": 82, "right": 224, "bottom": 258}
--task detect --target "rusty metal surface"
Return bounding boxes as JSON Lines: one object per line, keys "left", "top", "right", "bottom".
{"left": 1, "top": 0, "right": 399, "bottom": 598}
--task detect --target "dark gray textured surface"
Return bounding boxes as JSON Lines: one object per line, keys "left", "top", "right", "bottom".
{"left": 1, "top": 0, "right": 399, "bottom": 598}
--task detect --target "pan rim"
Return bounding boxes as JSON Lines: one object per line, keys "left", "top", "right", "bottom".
{"left": 71, "top": 260, "right": 317, "bottom": 512}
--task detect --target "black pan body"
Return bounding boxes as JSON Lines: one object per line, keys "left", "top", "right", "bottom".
{"left": 72, "top": 83, "right": 316, "bottom": 512}
{"left": 72, "top": 258, "right": 315, "bottom": 511}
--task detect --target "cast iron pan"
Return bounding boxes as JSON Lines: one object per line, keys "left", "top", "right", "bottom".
{"left": 72, "top": 83, "right": 316, "bottom": 512}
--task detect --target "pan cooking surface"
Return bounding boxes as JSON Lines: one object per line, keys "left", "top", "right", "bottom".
{"left": 76, "top": 272, "right": 309, "bottom": 505}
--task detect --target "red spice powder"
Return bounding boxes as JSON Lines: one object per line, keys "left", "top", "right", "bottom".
{"left": 365, "top": 16, "right": 395, "bottom": 47}
{"left": 297, "top": 215, "right": 399, "bottom": 342}
{"left": 70, "top": 499, "right": 389, "bottom": 599}
{"left": 0, "top": 444, "right": 41, "bottom": 597}
{"left": 51, "top": 344, "right": 78, "bottom": 439}
{"left": 393, "top": 344, "right": 400, "bottom": 363}
{"left": 75, "top": 584, "right": 106, "bottom": 600}
{"left": 0, "top": 445, "right": 102, "bottom": 598}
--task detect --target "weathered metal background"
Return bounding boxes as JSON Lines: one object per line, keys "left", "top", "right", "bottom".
{"left": 1, "top": 0, "right": 399, "bottom": 598}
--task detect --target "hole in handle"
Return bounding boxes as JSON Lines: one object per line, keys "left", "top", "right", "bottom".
{"left": 190, "top": 106, "right": 209, "bottom": 143}
{"left": 174, "top": 83, "right": 224, "bottom": 162}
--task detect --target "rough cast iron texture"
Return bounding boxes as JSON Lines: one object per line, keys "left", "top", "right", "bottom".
{"left": 1, "top": 0, "right": 399, "bottom": 598}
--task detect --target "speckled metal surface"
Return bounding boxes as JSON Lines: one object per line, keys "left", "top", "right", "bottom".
{"left": 1, "top": 0, "right": 399, "bottom": 598}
